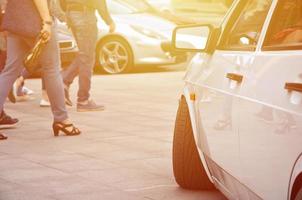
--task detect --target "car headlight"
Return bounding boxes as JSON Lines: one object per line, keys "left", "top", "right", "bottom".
{"left": 130, "top": 25, "right": 166, "bottom": 40}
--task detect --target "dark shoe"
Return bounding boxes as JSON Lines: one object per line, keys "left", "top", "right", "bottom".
{"left": 64, "top": 85, "right": 73, "bottom": 106}
{"left": 0, "top": 133, "right": 7, "bottom": 140}
{"left": 8, "top": 88, "right": 16, "bottom": 103}
{"left": 0, "top": 111, "right": 19, "bottom": 127}
{"left": 52, "top": 122, "right": 81, "bottom": 137}
{"left": 77, "top": 99, "right": 105, "bottom": 112}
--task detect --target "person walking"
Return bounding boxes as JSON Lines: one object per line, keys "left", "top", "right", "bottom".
{"left": 0, "top": 0, "right": 81, "bottom": 139}
{"left": 0, "top": 1, "right": 15, "bottom": 103}
{"left": 10, "top": 0, "right": 66, "bottom": 106}
{"left": 60, "top": 0, "right": 115, "bottom": 112}
{"left": 0, "top": 0, "right": 18, "bottom": 140}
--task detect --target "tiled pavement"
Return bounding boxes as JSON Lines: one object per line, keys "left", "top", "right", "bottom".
{"left": 0, "top": 71, "right": 226, "bottom": 200}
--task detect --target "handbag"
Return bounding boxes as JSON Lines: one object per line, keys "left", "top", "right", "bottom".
{"left": 0, "top": 12, "right": 3, "bottom": 31}
{"left": 23, "top": 36, "right": 48, "bottom": 74}
{"left": 1, "top": 0, "right": 42, "bottom": 38}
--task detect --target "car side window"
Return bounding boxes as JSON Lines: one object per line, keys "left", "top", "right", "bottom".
{"left": 263, "top": 0, "right": 302, "bottom": 50}
{"left": 220, "top": 0, "right": 272, "bottom": 51}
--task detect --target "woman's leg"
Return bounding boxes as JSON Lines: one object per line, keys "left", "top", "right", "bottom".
{"left": 14, "top": 68, "right": 35, "bottom": 97}
{"left": 40, "top": 78, "right": 50, "bottom": 107}
{"left": 41, "top": 78, "right": 46, "bottom": 90}
{"left": 0, "top": 50, "right": 6, "bottom": 73}
{"left": 37, "top": 27, "right": 68, "bottom": 122}
{"left": 0, "top": 34, "right": 28, "bottom": 111}
{"left": 21, "top": 68, "right": 31, "bottom": 79}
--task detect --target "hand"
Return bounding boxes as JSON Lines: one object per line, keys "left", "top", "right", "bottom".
{"left": 109, "top": 23, "right": 116, "bottom": 33}
{"left": 41, "top": 23, "right": 52, "bottom": 42}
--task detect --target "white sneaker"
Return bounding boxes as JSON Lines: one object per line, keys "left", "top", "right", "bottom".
{"left": 40, "top": 99, "right": 51, "bottom": 107}
{"left": 22, "top": 86, "right": 34, "bottom": 95}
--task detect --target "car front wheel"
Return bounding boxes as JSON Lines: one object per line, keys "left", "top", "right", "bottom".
{"left": 96, "top": 37, "right": 134, "bottom": 74}
{"left": 173, "top": 96, "right": 214, "bottom": 190}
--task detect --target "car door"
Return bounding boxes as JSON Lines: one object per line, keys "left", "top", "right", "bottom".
{"left": 237, "top": 1, "right": 302, "bottom": 199}
{"left": 193, "top": 0, "right": 272, "bottom": 197}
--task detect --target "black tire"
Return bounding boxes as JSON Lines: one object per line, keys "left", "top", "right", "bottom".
{"left": 173, "top": 96, "right": 214, "bottom": 190}
{"left": 95, "top": 36, "right": 134, "bottom": 74}
{"left": 295, "top": 188, "right": 302, "bottom": 200}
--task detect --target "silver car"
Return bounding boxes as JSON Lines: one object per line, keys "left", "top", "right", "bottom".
{"left": 57, "top": 22, "right": 78, "bottom": 66}
{"left": 95, "top": 0, "right": 188, "bottom": 74}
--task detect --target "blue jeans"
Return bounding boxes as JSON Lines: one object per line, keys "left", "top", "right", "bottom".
{"left": 0, "top": 26, "right": 68, "bottom": 122}
{"left": 62, "top": 11, "right": 98, "bottom": 102}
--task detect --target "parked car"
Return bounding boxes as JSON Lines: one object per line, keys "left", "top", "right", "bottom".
{"left": 95, "top": 0, "right": 188, "bottom": 74}
{"left": 171, "top": 0, "right": 302, "bottom": 200}
{"left": 57, "top": 22, "right": 78, "bottom": 66}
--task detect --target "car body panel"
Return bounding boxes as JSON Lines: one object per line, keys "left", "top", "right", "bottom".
{"left": 237, "top": 51, "right": 302, "bottom": 200}
{"left": 179, "top": 0, "right": 302, "bottom": 199}
{"left": 194, "top": 51, "right": 249, "bottom": 198}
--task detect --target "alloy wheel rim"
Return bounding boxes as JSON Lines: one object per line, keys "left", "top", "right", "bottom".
{"left": 100, "top": 41, "right": 129, "bottom": 74}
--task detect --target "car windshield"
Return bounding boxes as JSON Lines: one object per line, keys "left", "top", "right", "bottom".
{"left": 108, "top": 0, "right": 152, "bottom": 15}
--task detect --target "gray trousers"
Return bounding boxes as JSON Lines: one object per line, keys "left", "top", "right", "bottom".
{"left": 0, "top": 27, "right": 68, "bottom": 122}
{"left": 62, "top": 11, "right": 98, "bottom": 102}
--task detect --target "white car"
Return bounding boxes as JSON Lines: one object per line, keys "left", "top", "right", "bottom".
{"left": 171, "top": 0, "right": 302, "bottom": 200}
{"left": 95, "top": 0, "right": 188, "bottom": 74}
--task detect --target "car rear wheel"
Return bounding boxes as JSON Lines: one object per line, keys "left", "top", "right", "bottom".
{"left": 295, "top": 187, "right": 302, "bottom": 200}
{"left": 173, "top": 96, "right": 214, "bottom": 190}
{"left": 96, "top": 37, "right": 134, "bottom": 74}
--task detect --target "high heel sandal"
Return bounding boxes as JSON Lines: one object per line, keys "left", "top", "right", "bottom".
{"left": 52, "top": 122, "right": 81, "bottom": 137}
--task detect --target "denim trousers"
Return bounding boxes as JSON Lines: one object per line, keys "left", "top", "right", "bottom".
{"left": 62, "top": 11, "right": 98, "bottom": 102}
{"left": 0, "top": 26, "right": 68, "bottom": 122}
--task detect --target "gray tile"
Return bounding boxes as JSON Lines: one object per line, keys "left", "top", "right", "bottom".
{"left": 1, "top": 72, "right": 225, "bottom": 200}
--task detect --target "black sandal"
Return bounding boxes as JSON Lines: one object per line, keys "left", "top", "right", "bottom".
{"left": 52, "top": 122, "right": 81, "bottom": 137}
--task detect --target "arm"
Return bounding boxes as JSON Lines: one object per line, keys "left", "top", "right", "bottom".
{"left": 94, "top": 0, "right": 115, "bottom": 31}
{"left": 33, "top": 0, "right": 52, "bottom": 22}
{"left": 0, "top": 0, "right": 7, "bottom": 13}
{"left": 32, "top": 0, "right": 52, "bottom": 40}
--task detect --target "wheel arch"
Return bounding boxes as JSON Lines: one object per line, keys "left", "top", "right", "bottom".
{"left": 289, "top": 154, "right": 302, "bottom": 200}
{"left": 182, "top": 85, "right": 214, "bottom": 184}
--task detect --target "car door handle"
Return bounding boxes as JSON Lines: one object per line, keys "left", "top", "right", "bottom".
{"left": 226, "top": 73, "right": 243, "bottom": 83}
{"left": 285, "top": 82, "right": 302, "bottom": 93}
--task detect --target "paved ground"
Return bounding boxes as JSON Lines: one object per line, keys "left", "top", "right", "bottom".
{"left": 0, "top": 69, "right": 226, "bottom": 200}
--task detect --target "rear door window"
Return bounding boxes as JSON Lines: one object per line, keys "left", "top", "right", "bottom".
{"left": 263, "top": 0, "right": 302, "bottom": 50}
